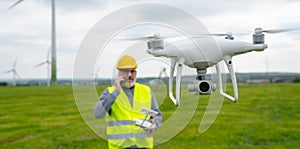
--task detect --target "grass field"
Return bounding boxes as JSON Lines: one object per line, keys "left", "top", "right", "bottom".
{"left": 0, "top": 84, "right": 299, "bottom": 149}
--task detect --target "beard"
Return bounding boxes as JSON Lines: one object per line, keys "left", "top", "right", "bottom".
{"left": 121, "top": 77, "right": 136, "bottom": 88}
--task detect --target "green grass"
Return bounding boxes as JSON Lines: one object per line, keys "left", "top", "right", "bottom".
{"left": 0, "top": 86, "right": 107, "bottom": 149}
{"left": 0, "top": 84, "right": 300, "bottom": 149}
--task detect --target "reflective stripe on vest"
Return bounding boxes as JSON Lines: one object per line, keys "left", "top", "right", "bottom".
{"left": 106, "top": 83, "right": 153, "bottom": 149}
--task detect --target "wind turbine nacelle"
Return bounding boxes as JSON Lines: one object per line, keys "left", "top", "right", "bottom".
{"left": 147, "top": 39, "right": 164, "bottom": 50}
{"left": 188, "top": 80, "right": 216, "bottom": 95}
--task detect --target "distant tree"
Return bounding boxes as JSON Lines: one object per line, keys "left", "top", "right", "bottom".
{"left": 293, "top": 77, "right": 300, "bottom": 83}
{"left": 0, "top": 82, "right": 8, "bottom": 86}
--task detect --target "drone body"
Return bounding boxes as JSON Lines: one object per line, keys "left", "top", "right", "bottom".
{"left": 147, "top": 37, "right": 268, "bottom": 69}
{"left": 121, "top": 27, "right": 297, "bottom": 106}
{"left": 145, "top": 28, "right": 271, "bottom": 106}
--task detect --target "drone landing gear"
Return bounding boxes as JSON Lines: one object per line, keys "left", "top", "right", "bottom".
{"left": 188, "top": 56, "right": 238, "bottom": 103}
{"left": 168, "top": 56, "right": 238, "bottom": 106}
{"left": 168, "top": 57, "right": 184, "bottom": 106}
{"left": 216, "top": 55, "right": 238, "bottom": 102}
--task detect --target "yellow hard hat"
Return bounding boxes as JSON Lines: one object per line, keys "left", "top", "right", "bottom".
{"left": 116, "top": 55, "right": 138, "bottom": 69}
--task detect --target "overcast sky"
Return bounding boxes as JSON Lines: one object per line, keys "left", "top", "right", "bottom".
{"left": 0, "top": 0, "right": 300, "bottom": 80}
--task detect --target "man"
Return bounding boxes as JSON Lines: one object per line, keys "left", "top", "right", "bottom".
{"left": 94, "top": 55, "right": 162, "bottom": 149}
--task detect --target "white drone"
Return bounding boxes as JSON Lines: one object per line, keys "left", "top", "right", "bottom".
{"left": 123, "top": 27, "right": 299, "bottom": 106}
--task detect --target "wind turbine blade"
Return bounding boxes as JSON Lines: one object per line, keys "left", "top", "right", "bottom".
{"left": 2, "top": 70, "right": 13, "bottom": 74}
{"left": 13, "top": 59, "right": 18, "bottom": 68}
{"left": 35, "top": 62, "right": 47, "bottom": 67}
{"left": 8, "top": 0, "right": 24, "bottom": 9}
{"left": 15, "top": 71, "right": 21, "bottom": 79}
{"left": 46, "top": 47, "right": 51, "bottom": 61}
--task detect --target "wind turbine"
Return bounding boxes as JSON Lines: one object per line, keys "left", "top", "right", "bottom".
{"left": 149, "top": 67, "right": 168, "bottom": 86}
{"left": 92, "top": 66, "right": 101, "bottom": 85}
{"left": 9, "top": 0, "right": 57, "bottom": 86}
{"left": 3, "top": 59, "right": 21, "bottom": 86}
{"left": 35, "top": 48, "right": 51, "bottom": 86}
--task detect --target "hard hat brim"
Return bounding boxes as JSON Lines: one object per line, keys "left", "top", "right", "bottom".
{"left": 117, "top": 65, "right": 137, "bottom": 69}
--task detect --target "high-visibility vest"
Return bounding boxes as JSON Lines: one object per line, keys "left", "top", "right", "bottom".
{"left": 106, "top": 83, "right": 153, "bottom": 149}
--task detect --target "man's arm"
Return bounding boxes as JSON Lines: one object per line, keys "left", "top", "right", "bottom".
{"left": 94, "top": 76, "right": 123, "bottom": 118}
{"left": 150, "top": 90, "right": 162, "bottom": 129}
{"left": 93, "top": 88, "right": 119, "bottom": 118}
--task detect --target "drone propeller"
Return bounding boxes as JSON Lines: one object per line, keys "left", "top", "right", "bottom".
{"left": 200, "top": 28, "right": 300, "bottom": 37}
{"left": 255, "top": 27, "right": 300, "bottom": 34}
{"left": 114, "top": 32, "right": 185, "bottom": 41}
{"left": 115, "top": 33, "right": 163, "bottom": 40}
{"left": 116, "top": 31, "right": 250, "bottom": 41}
{"left": 204, "top": 32, "right": 234, "bottom": 37}
{"left": 189, "top": 32, "right": 248, "bottom": 40}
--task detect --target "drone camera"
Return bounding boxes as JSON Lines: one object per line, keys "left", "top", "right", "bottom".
{"left": 147, "top": 39, "right": 164, "bottom": 50}
{"left": 188, "top": 80, "right": 216, "bottom": 95}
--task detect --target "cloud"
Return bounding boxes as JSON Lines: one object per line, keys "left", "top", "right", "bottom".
{"left": 1, "top": 0, "right": 300, "bottom": 79}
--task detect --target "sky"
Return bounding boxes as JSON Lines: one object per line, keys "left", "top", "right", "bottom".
{"left": 0, "top": 0, "right": 300, "bottom": 80}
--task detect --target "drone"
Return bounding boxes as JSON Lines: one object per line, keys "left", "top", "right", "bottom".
{"left": 121, "top": 27, "right": 299, "bottom": 106}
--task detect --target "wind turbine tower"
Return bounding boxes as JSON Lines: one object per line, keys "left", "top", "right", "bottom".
{"left": 10, "top": 0, "right": 57, "bottom": 86}
{"left": 50, "top": 0, "right": 57, "bottom": 86}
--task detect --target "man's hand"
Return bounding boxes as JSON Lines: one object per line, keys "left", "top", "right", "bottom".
{"left": 115, "top": 76, "right": 124, "bottom": 91}
{"left": 149, "top": 119, "right": 157, "bottom": 133}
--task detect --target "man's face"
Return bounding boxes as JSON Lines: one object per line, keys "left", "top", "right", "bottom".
{"left": 119, "top": 69, "right": 137, "bottom": 84}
